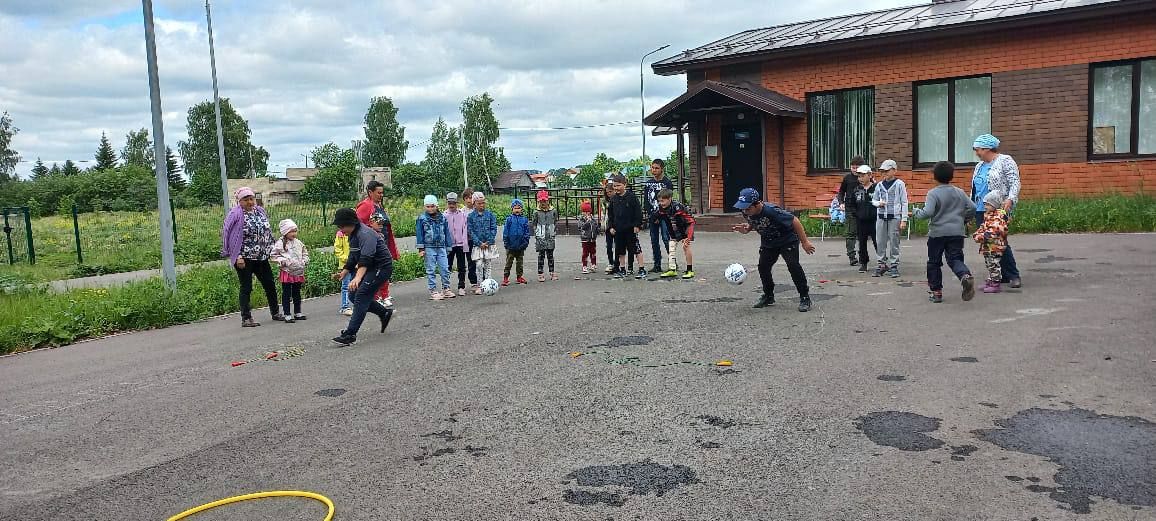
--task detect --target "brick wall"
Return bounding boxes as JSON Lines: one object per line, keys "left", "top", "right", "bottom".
{"left": 992, "top": 64, "right": 1088, "bottom": 165}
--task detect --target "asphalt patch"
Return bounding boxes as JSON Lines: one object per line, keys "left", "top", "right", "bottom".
{"left": 694, "top": 414, "right": 750, "bottom": 429}
{"left": 950, "top": 357, "right": 979, "bottom": 363}
{"left": 697, "top": 439, "right": 723, "bottom": 449}
{"left": 562, "top": 489, "right": 626, "bottom": 507}
{"left": 1017, "top": 248, "right": 1052, "bottom": 253}
{"left": 596, "top": 336, "right": 655, "bottom": 348}
{"left": 420, "top": 429, "right": 464, "bottom": 442}
{"left": 975, "top": 407, "right": 1156, "bottom": 514}
{"left": 1035, "top": 255, "right": 1085, "bottom": 264}
{"left": 855, "top": 411, "right": 945, "bottom": 451}
{"left": 1029, "top": 268, "right": 1075, "bottom": 274}
{"left": 564, "top": 461, "right": 699, "bottom": 499}
{"left": 662, "top": 297, "right": 742, "bottom": 304}
{"left": 877, "top": 375, "right": 907, "bottom": 382}
{"left": 979, "top": 402, "right": 1000, "bottom": 408}
{"left": 314, "top": 388, "right": 347, "bottom": 397}
{"left": 950, "top": 445, "right": 979, "bottom": 461}
{"left": 713, "top": 368, "right": 742, "bottom": 376}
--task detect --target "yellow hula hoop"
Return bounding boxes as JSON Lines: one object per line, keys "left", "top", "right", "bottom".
{"left": 166, "top": 490, "right": 334, "bottom": 521}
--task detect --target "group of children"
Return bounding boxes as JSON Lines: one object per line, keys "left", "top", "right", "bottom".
{"left": 837, "top": 157, "right": 909, "bottom": 278}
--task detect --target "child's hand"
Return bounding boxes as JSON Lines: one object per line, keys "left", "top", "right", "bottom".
{"left": 801, "top": 240, "right": 816, "bottom": 255}
{"left": 235, "top": 258, "right": 246, "bottom": 269}
{"left": 419, "top": 249, "right": 425, "bottom": 258}
{"left": 349, "top": 277, "right": 361, "bottom": 292}
{"left": 732, "top": 223, "right": 751, "bottom": 234}
{"left": 899, "top": 221, "right": 907, "bottom": 231}
{"left": 609, "top": 228, "right": 616, "bottom": 236}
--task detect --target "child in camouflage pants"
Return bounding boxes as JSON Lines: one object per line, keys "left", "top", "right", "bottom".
{"left": 973, "top": 191, "right": 1009, "bottom": 294}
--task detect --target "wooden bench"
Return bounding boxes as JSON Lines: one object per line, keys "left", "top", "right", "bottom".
{"left": 807, "top": 191, "right": 842, "bottom": 241}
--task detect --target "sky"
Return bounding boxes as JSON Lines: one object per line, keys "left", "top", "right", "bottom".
{"left": 1, "top": 0, "right": 923, "bottom": 178}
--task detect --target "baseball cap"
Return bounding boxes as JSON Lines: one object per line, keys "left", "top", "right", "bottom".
{"left": 878, "top": 159, "right": 898, "bottom": 171}
{"left": 855, "top": 165, "right": 873, "bottom": 174}
{"left": 446, "top": 192, "right": 459, "bottom": 202}
{"left": 733, "top": 188, "right": 760, "bottom": 209}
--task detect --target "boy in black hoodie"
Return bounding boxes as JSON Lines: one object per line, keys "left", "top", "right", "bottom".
{"left": 836, "top": 155, "right": 866, "bottom": 266}
{"left": 849, "top": 165, "right": 878, "bottom": 272}
{"left": 607, "top": 174, "right": 644, "bottom": 279}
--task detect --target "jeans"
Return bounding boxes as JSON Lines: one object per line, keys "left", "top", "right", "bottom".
{"left": 875, "top": 218, "right": 902, "bottom": 267}
{"left": 344, "top": 265, "right": 391, "bottom": 337}
{"left": 281, "top": 281, "right": 302, "bottom": 316}
{"left": 926, "top": 236, "right": 971, "bottom": 291}
{"left": 450, "top": 246, "right": 469, "bottom": 289}
{"left": 975, "top": 211, "right": 1020, "bottom": 281}
{"left": 758, "top": 243, "right": 809, "bottom": 297}
{"left": 235, "top": 258, "right": 279, "bottom": 320}
{"left": 605, "top": 228, "right": 615, "bottom": 267}
{"left": 465, "top": 245, "right": 478, "bottom": 286}
{"left": 856, "top": 218, "right": 877, "bottom": 266}
{"left": 504, "top": 249, "right": 525, "bottom": 278}
{"left": 339, "top": 273, "right": 352, "bottom": 310}
{"left": 424, "top": 247, "right": 451, "bottom": 290}
{"left": 649, "top": 219, "right": 670, "bottom": 269}
{"left": 537, "top": 249, "right": 555, "bottom": 274}
{"left": 845, "top": 216, "right": 859, "bottom": 260}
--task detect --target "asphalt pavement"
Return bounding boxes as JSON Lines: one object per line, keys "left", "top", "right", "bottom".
{"left": 2, "top": 231, "right": 1154, "bottom": 520}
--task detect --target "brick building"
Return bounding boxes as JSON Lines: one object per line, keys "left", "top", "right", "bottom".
{"left": 645, "top": 0, "right": 1156, "bottom": 213}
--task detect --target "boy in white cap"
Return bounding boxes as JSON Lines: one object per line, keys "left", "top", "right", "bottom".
{"left": 872, "top": 158, "right": 908, "bottom": 278}
{"left": 416, "top": 194, "right": 454, "bottom": 300}
{"left": 270, "top": 218, "right": 309, "bottom": 322}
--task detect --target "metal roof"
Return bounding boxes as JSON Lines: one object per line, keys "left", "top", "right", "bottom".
{"left": 643, "top": 81, "right": 806, "bottom": 128}
{"left": 653, "top": 0, "right": 1140, "bottom": 74}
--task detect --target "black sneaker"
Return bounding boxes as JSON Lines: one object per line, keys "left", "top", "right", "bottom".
{"left": 753, "top": 294, "right": 775, "bottom": 308}
{"left": 849, "top": 258, "right": 859, "bottom": 266}
{"left": 614, "top": 270, "right": 625, "bottom": 279}
{"left": 625, "top": 270, "right": 635, "bottom": 279}
{"left": 379, "top": 308, "right": 394, "bottom": 333}
{"left": 636, "top": 267, "right": 647, "bottom": 279}
{"left": 858, "top": 263, "right": 868, "bottom": 273}
{"left": 651, "top": 264, "right": 662, "bottom": 273}
{"left": 872, "top": 266, "right": 884, "bottom": 277}
{"left": 798, "top": 296, "right": 812, "bottom": 312}
{"left": 961, "top": 275, "right": 976, "bottom": 302}
{"left": 332, "top": 333, "right": 356, "bottom": 346}
{"left": 929, "top": 291, "right": 943, "bottom": 303}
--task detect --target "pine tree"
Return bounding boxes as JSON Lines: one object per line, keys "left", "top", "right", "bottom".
{"left": 30, "top": 157, "right": 49, "bottom": 179}
{"left": 94, "top": 132, "right": 118, "bottom": 171}
{"left": 61, "top": 159, "right": 81, "bottom": 177}
{"left": 165, "top": 146, "right": 185, "bottom": 190}
{"left": 48, "top": 163, "right": 62, "bottom": 177}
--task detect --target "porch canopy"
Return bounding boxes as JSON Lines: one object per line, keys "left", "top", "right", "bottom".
{"left": 643, "top": 80, "right": 805, "bottom": 130}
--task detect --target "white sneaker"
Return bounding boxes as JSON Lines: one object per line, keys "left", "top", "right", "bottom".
{"left": 457, "top": 288, "right": 466, "bottom": 296}
{"left": 382, "top": 297, "right": 394, "bottom": 308}
{"left": 581, "top": 266, "right": 590, "bottom": 274}
{"left": 430, "top": 290, "right": 444, "bottom": 301}
{"left": 442, "top": 288, "right": 456, "bottom": 298}
{"left": 340, "top": 308, "right": 353, "bottom": 316}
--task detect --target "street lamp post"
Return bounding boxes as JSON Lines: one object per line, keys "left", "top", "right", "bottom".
{"left": 141, "top": 0, "right": 177, "bottom": 290}
{"left": 205, "top": 0, "right": 229, "bottom": 210}
{"left": 640, "top": 44, "right": 670, "bottom": 161}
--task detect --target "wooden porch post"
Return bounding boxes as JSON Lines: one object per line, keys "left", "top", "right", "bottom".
{"left": 676, "top": 127, "right": 687, "bottom": 203}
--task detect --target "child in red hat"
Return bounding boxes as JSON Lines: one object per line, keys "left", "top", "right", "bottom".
{"left": 578, "top": 199, "right": 600, "bottom": 274}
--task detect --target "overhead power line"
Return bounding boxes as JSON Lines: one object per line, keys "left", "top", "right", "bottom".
{"left": 499, "top": 120, "right": 641, "bottom": 131}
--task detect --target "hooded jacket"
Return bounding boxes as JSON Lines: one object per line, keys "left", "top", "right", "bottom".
{"left": 653, "top": 201, "right": 696, "bottom": 241}
{"left": 503, "top": 212, "right": 532, "bottom": 251}
{"left": 416, "top": 210, "right": 452, "bottom": 250}
{"left": 578, "top": 214, "right": 601, "bottom": 242}
{"left": 607, "top": 189, "right": 643, "bottom": 232}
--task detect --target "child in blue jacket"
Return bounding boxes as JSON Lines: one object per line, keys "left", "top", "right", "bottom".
{"left": 467, "top": 192, "right": 498, "bottom": 294}
{"left": 502, "top": 199, "right": 532, "bottom": 286}
{"left": 416, "top": 194, "right": 454, "bottom": 300}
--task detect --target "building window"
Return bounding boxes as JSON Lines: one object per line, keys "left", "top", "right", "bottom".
{"left": 1090, "top": 59, "right": 1156, "bottom": 157}
{"left": 914, "top": 76, "right": 991, "bottom": 166}
{"left": 807, "top": 88, "right": 874, "bottom": 173}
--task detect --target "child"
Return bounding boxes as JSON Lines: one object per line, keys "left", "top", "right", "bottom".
{"left": 872, "top": 159, "right": 908, "bottom": 278}
{"left": 913, "top": 161, "right": 977, "bottom": 303}
{"left": 330, "top": 208, "right": 393, "bottom": 346}
{"left": 502, "top": 199, "right": 532, "bottom": 286}
{"left": 578, "top": 200, "right": 600, "bottom": 274}
{"left": 270, "top": 218, "right": 309, "bottom": 323}
{"left": 973, "top": 191, "right": 1010, "bottom": 294}
{"left": 654, "top": 189, "right": 696, "bottom": 279}
{"left": 333, "top": 229, "right": 352, "bottom": 315}
{"left": 602, "top": 177, "right": 617, "bottom": 274}
{"left": 607, "top": 174, "right": 643, "bottom": 279}
{"left": 417, "top": 194, "right": 454, "bottom": 301}
{"left": 467, "top": 192, "right": 498, "bottom": 294}
{"left": 850, "top": 165, "right": 878, "bottom": 272}
{"left": 829, "top": 195, "right": 845, "bottom": 225}
{"left": 445, "top": 191, "right": 470, "bottom": 296}
{"left": 532, "top": 190, "right": 558, "bottom": 282}
{"left": 461, "top": 187, "right": 479, "bottom": 293}
{"left": 731, "top": 188, "right": 816, "bottom": 312}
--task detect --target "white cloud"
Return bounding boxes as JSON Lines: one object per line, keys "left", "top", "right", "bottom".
{"left": 1, "top": 0, "right": 922, "bottom": 177}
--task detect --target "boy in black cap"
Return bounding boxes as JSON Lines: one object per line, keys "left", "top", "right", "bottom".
{"left": 330, "top": 208, "right": 394, "bottom": 345}
{"left": 732, "top": 188, "right": 816, "bottom": 312}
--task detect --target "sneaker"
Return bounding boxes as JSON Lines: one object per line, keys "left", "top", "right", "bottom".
{"left": 294, "top": 313, "right": 307, "bottom": 321}
{"left": 961, "top": 275, "right": 975, "bottom": 302}
{"left": 517, "top": 276, "right": 528, "bottom": 284}
{"left": 430, "top": 290, "right": 444, "bottom": 301}
{"left": 382, "top": 297, "right": 394, "bottom": 308}
{"left": 660, "top": 270, "right": 678, "bottom": 278}
{"left": 271, "top": 314, "right": 286, "bottom": 322}
{"left": 849, "top": 258, "right": 859, "bottom": 266}
{"left": 682, "top": 270, "right": 695, "bottom": 279}
{"left": 798, "top": 296, "right": 812, "bottom": 312}
{"left": 591, "top": 264, "right": 598, "bottom": 271}
{"left": 538, "top": 274, "right": 546, "bottom": 283}
{"left": 458, "top": 288, "right": 466, "bottom": 297}
{"left": 582, "top": 266, "right": 590, "bottom": 274}
{"left": 551, "top": 273, "right": 559, "bottom": 281}
{"left": 1009, "top": 278, "right": 1022, "bottom": 289}
{"left": 375, "top": 297, "right": 388, "bottom": 307}
{"left": 613, "top": 270, "right": 625, "bottom": 279}
{"left": 651, "top": 264, "right": 662, "bottom": 273}
{"left": 638, "top": 267, "right": 648, "bottom": 278}
{"left": 443, "top": 288, "right": 456, "bottom": 299}
{"left": 888, "top": 266, "right": 900, "bottom": 278}
{"left": 501, "top": 277, "right": 510, "bottom": 286}
{"left": 242, "top": 318, "right": 261, "bottom": 327}
{"left": 983, "top": 281, "right": 1002, "bottom": 294}
{"left": 929, "top": 290, "right": 944, "bottom": 303}
{"left": 753, "top": 294, "right": 775, "bottom": 308}
{"left": 858, "top": 263, "right": 868, "bottom": 273}
{"left": 605, "top": 265, "right": 616, "bottom": 274}
{"left": 379, "top": 308, "right": 394, "bottom": 332}
{"left": 872, "top": 265, "right": 884, "bottom": 277}
{"left": 340, "top": 308, "right": 353, "bottom": 316}
{"left": 332, "top": 333, "right": 356, "bottom": 346}
{"left": 474, "top": 286, "right": 483, "bottom": 295}
{"left": 284, "top": 315, "right": 295, "bottom": 323}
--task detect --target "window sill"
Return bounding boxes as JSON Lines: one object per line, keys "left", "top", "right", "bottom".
{"left": 1088, "top": 155, "right": 1156, "bottom": 163}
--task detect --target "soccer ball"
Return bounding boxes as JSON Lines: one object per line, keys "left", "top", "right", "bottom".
{"left": 480, "top": 278, "right": 500, "bottom": 296}
{"left": 724, "top": 263, "right": 747, "bottom": 285}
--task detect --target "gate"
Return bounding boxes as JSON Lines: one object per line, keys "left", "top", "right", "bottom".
{"left": 1, "top": 207, "right": 34, "bottom": 265}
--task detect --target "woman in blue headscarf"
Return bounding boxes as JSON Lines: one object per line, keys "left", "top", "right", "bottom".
{"left": 971, "top": 134, "right": 1022, "bottom": 289}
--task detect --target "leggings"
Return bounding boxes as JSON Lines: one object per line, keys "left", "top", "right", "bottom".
{"left": 581, "top": 242, "right": 598, "bottom": 266}
{"left": 450, "top": 246, "right": 469, "bottom": 289}
{"left": 281, "top": 281, "right": 302, "bottom": 316}
{"left": 537, "top": 249, "right": 555, "bottom": 274}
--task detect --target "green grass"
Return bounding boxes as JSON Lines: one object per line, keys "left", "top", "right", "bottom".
{"left": 0, "top": 250, "right": 426, "bottom": 354}
{"left": 797, "top": 193, "right": 1156, "bottom": 238}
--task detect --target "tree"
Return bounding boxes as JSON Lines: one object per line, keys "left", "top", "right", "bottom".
{"left": 178, "top": 98, "right": 268, "bottom": 203}
{"left": 94, "top": 132, "right": 118, "bottom": 171}
{"left": 30, "top": 158, "right": 49, "bottom": 179}
{"left": 0, "top": 111, "right": 19, "bottom": 183}
{"left": 575, "top": 153, "right": 620, "bottom": 187}
{"left": 362, "top": 96, "right": 408, "bottom": 168}
{"left": 389, "top": 162, "right": 427, "bottom": 196}
{"left": 666, "top": 148, "right": 688, "bottom": 188}
{"left": 422, "top": 117, "right": 464, "bottom": 193}
{"left": 48, "top": 163, "right": 62, "bottom": 177}
{"left": 165, "top": 146, "right": 185, "bottom": 190}
{"left": 61, "top": 160, "right": 81, "bottom": 177}
{"left": 121, "top": 128, "right": 154, "bottom": 169}
{"left": 460, "top": 93, "right": 503, "bottom": 190}
{"left": 300, "top": 143, "right": 360, "bottom": 202}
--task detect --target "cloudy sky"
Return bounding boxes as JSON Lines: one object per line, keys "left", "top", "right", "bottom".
{"left": 1, "top": 0, "right": 921, "bottom": 178}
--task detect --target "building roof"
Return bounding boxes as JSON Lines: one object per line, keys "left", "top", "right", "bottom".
{"left": 644, "top": 80, "right": 806, "bottom": 128}
{"left": 492, "top": 170, "right": 537, "bottom": 189}
{"left": 653, "top": 0, "right": 1144, "bottom": 75}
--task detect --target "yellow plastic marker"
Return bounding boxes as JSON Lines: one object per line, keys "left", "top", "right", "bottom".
{"left": 715, "top": 360, "right": 734, "bottom": 367}
{"left": 166, "top": 490, "right": 334, "bottom": 521}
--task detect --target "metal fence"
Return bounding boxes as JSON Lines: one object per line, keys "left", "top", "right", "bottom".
{"left": 1, "top": 207, "right": 33, "bottom": 265}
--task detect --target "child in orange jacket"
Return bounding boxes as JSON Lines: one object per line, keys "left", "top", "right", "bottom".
{"left": 973, "top": 191, "right": 1009, "bottom": 294}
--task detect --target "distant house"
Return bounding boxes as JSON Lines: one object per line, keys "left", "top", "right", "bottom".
{"left": 492, "top": 170, "right": 538, "bottom": 192}
{"left": 645, "top": 0, "right": 1156, "bottom": 213}
{"left": 359, "top": 167, "right": 393, "bottom": 196}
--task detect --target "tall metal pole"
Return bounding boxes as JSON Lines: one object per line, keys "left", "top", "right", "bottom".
{"left": 459, "top": 125, "right": 469, "bottom": 190}
{"left": 206, "top": 0, "right": 229, "bottom": 210}
{"left": 143, "top": 0, "right": 177, "bottom": 290}
{"left": 640, "top": 44, "right": 669, "bottom": 161}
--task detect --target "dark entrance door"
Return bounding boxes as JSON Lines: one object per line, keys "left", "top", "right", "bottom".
{"left": 721, "top": 123, "right": 763, "bottom": 213}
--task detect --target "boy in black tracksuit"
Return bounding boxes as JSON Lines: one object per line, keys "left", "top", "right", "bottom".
{"left": 850, "top": 169, "right": 878, "bottom": 272}
{"left": 607, "top": 174, "right": 643, "bottom": 279}
{"left": 836, "top": 155, "right": 866, "bottom": 266}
